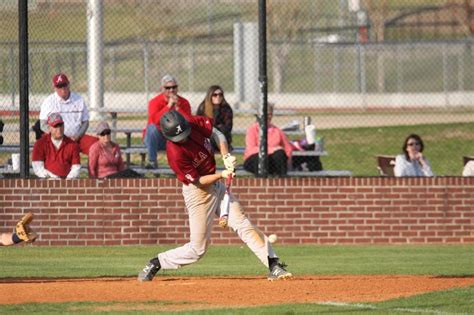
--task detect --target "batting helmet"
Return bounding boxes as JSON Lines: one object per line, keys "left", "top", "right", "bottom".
{"left": 160, "top": 110, "right": 191, "bottom": 142}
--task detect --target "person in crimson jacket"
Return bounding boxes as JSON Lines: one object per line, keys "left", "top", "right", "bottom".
{"left": 143, "top": 74, "right": 191, "bottom": 169}
{"left": 32, "top": 112, "right": 81, "bottom": 179}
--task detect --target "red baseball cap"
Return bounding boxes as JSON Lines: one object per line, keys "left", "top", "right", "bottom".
{"left": 47, "top": 112, "right": 64, "bottom": 127}
{"left": 52, "top": 73, "right": 69, "bottom": 87}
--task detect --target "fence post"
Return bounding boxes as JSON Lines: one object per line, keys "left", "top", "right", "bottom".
{"left": 356, "top": 43, "right": 366, "bottom": 94}
{"left": 233, "top": 22, "right": 258, "bottom": 109}
{"left": 188, "top": 41, "right": 195, "bottom": 92}
{"left": 397, "top": 44, "right": 403, "bottom": 93}
{"left": 143, "top": 41, "right": 149, "bottom": 103}
{"left": 457, "top": 45, "right": 464, "bottom": 91}
{"left": 442, "top": 43, "right": 449, "bottom": 106}
{"left": 9, "top": 46, "right": 15, "bottom": 108}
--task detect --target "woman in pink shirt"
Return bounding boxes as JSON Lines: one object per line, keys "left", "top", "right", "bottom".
{"left": 243, "top": 103, "right": 293, "bottom": 176}
{"left": 88, "top": 122, "right": 140, "bottom": 179}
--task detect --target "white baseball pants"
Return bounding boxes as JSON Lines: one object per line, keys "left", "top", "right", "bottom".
{"left": 158, "top": 181, "right": 277, "bottom": 270}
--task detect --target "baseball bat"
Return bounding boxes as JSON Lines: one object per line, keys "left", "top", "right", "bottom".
{"left": 219, "top": 174, "right": 233, "bottom": 228}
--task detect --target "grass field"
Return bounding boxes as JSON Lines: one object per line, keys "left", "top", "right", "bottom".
{"left": 1, "top": 245, "right": 473, "bottom": 314}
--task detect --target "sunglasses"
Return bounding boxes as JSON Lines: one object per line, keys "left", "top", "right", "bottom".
{"left": 52, "top": 123, "right": 64, "bottom": 128}
{"left": 55, "top": 84, "right": 69, "bottom": 89}
{"left": 407, "top": 142, "right": 420, "bottom": 146}
{"left": 212, "top": 92, "right": 223, "bottom": 97}
{"left": 164, "top": 85, "right": 178, "bottom": 90}
{"left": 100, "top": 130, "right": 111, "bottom": 136}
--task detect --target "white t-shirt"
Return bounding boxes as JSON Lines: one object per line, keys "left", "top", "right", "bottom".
{"left": 462, "top": 161, "right": 474, "bottom": 176}
{"left": 394, "top": 154, "right": 434, "bottom": 177}
{"left": 39, "top": 92, "right": 89, "bottom": 138}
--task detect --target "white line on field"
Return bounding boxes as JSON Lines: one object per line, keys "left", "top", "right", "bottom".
{"left": 317, "top": 301, "right": 468, "bottom": 315}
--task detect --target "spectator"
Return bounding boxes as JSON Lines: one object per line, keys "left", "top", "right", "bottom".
{"left": 196, "top": 85, "right": 233, "bottom": 151}
{"left": 143, "top": 74, "right": 191, "bottom": 169}
{"left": 32, "top": 113, "right": 81, "bottom": 179}
{"left": 462, "top": 160, "right": 474, "bottom": 176}
{"left": 394, "top": 134, "right": 434, "bottom": 177}
{"left": 39, "top": 73, "right": 98, "bottom": 155}
{"left": 243, "top": 103, "right": 293, "bottom": 176}
{"left": 88, "top": 121, "right": 141, "bottom": 179}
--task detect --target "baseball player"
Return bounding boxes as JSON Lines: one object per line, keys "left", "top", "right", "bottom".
{"left": 0, "top": 213, "right": 37, "bottom": 246}
{"left": 39, "top": 73, "right": 98, "bottom": 155}
{"left": 138, "top": 110, "right": 292, "bottom": 281}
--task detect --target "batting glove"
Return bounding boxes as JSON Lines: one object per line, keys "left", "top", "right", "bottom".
{"left": 221, "top": 169, "right": 235, "bottom": 179}
{"left": 223, "top": 153, "right": 236, "bottom": 171}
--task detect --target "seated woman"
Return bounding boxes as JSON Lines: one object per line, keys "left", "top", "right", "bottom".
{"left": 196, "top": 85, "right": 233, "bottom": 151}
{"left": 88, "top": 122, "right": 141, "bottom": 179}
{"left": 243, "top": 103, "right": 293, "bottom": 176}
{"left": 394, "top": 134, "right": 434, "bottom": 177}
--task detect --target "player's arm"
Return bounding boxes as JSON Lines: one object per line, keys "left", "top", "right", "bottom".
{"left": 196, "top": 173, "right": 225, "bottom": 186}
{"left": 211, "top": 127, "right": 236, "bottom": 172}
{"left": 211, "top": 127, "right": 229, "bottom": 156}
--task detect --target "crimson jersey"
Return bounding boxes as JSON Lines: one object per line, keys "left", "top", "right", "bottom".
{"left": 166, "top": 115, "right": 216, "bottom": 185}
{"left": 32, "top": 134, "right": 81, "bottom": 178}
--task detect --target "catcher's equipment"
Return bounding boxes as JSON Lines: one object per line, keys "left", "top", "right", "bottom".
{"left": 15, "top": 212, "right": 37, "bottom": 243}
{"left": 223, "top": 153, "right": 236, "bottom": 172}
{"left": 160, "top": 110, "right": 191, "bottom": 142}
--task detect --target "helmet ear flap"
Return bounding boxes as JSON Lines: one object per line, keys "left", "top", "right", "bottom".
{"left": 160, "top": 110, "right": 191, "bottom": 142}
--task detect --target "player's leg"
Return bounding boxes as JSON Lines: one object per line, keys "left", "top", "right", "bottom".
{"left": 225, "top": 188, "right": 292, "bottom": 280}
{"left": 158, "top": 184, "right": 217, "bottom": 267}
{"left": 138, "top": 184, "right": 218, "bottom": 281}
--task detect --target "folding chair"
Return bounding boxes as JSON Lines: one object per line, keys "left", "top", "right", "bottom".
{"left": 376, "top": 155, "right": 396, "bottom": 176}
{"left": 463, "top": 156, "right": 474, "bottom": 166}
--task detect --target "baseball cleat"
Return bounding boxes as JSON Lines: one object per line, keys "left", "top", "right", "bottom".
{"left": 138, "top": 258, "right": 161, "bottom": 282}
{"left": 267, "top": 262, "right": 292, "bottom": 281}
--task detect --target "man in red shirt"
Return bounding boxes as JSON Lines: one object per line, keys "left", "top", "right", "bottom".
{"left": 143, "top": 74, "right": 191, "bottom": 169}
{"left": 138, "top": 110, "right": 293, "bottom": 282}
{"left": 32, "top": 113, "right": 81, "bottom": 179}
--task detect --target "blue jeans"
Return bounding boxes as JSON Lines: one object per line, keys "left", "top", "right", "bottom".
{"left": 144, "top": 124, "right": 167, "bottom": 163}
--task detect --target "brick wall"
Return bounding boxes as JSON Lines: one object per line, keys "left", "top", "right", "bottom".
{"left": 1, "top": 177, "right": 473, "bottom": 246}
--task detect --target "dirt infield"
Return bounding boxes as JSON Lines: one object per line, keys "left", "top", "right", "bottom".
{"left": 1, "top": 275, "right": 474, "bottom": 310}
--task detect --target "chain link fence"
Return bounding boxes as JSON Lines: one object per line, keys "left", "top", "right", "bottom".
{"left": 1, "top": 0, "right": 473, "bottom": 176}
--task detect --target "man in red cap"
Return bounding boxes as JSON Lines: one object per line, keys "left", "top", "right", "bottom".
{"left": 32, "top": 112, "right": 81, "bottom": 179}
{"left": 39, "top": 73, "right": 97, "bottom": 155}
